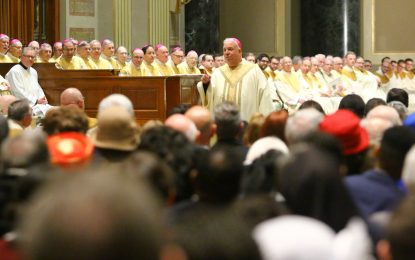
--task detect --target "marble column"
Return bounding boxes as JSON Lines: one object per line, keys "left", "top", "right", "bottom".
{"left": 184, "top": 0, "right": 219, "bottom": 54}
{"left": 149, "top": 0, "right": 170, "bottom": 45}
{"left": 300, "top": 0, "right": 360, "bottom": 57}
{"left": 113, "top": 0, "right": 132, "bottom": 52}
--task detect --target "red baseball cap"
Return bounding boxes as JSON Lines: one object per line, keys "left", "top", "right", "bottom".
{"left": 319, "top": 110, "right": 369, "bottom": 155}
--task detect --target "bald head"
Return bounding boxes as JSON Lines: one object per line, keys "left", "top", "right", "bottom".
{"left": 60, "top": 88, "right": 84, "bottom": 110}
{"left": 361, "top": 117, "right": 393, "bottom": 145}
{"left": 366, "top": 105, "right": 402, "bottom": 126}
{"left": 185, "top": 106, "right": 214, "bottom": 146}
{"left": 165, "top": 113, "right": 199, "bottom": 142}
{"left": 0, "top": 95, "right": 17, "bottom": 115}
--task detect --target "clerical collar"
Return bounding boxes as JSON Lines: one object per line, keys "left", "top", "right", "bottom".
{"left": 19, "top": 62, "right": 29, "bottom": 70}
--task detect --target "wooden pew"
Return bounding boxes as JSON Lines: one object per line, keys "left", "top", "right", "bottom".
{"left": 0, "top": 63, "right": 201, "bottom": 124}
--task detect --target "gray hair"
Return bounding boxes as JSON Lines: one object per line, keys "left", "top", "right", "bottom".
{"left": 89, "top": 39, "right": 101, "bottom": 47}
{"left": 1, "top": 131, "right": 49, "bottom": 175}
{"left": 40, "top": 43, "right": 52, "bottom": 50}
{"left": 361, "top": 117, "right": 393, "bottom": 145}
{"left": 98, "top": 94, "right": 134, "bottom": 116}
{"left": 214, "top": 101, "right": 241, "bottom": 139}
{"left": 388, "top": 101, "right": 408, "bottom": 122}
{"left": 102, "top": 39, "right": 114, "bottom": 47}
{"left": 8, "top": 99, "right": 31, "bottom": 121}
{"left": 292, "top": 56, "right": 303, "bottom": 65}
{"left": 22, "top": 46, "right": 35, "bottom": 56}
{"left": 285, "top": 108, "right": 324, "bottom": 145}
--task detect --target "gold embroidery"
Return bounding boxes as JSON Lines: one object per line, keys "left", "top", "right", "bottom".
{"left": 219, "top": 62, "right": 255, "bottom": 105}
{"left": 341, "top": 67, "right": 357, "bottom": 81}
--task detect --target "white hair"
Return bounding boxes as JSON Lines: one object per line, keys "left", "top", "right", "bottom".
{"left": 244, "top": 137, "right": 289, "bottom": 165}
{"left": 366, "top": 105, "right": 402, "bottom": 126}
{"left": 285, "top": 108, "right": 324, "bottom": 145}
{"left": 360, "top": 117, "right": 393, "bottom": 145}
{"left": 98, "top": 94, "right": 134, "bottom": 116}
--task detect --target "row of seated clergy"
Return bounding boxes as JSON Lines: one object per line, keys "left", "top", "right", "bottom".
{"left": 52, "top": 41, "right": 203, "bottom": 77}
{"left": 272, "top": 54, "right": 384, "bottom": 114}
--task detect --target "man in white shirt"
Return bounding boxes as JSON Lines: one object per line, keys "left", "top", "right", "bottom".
{"left": 5, "top": 46, "right": 52, "bottom": 117}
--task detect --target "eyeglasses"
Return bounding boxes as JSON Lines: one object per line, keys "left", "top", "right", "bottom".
{"left": 23, "top": 55, "right": 35, "bottom": 59}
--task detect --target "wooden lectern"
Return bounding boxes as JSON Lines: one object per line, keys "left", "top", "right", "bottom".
{"left": 0, "top": 63, "right": 201, "bottom": 124}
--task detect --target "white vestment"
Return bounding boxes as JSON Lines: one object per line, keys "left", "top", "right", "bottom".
{"left": 204, "top": 61, "right": 275, "bottom": 121}
{"left": 274, "top": 70, "right": 306, "bottom": 113}
{"left": 5, "top": 64, "right": 52, "bottom": 116}
{"left": 355, "top": 69, "right": 379, "bottom": 102}
{"left": 374, "top": 69, "right": 394, "bottom": 100}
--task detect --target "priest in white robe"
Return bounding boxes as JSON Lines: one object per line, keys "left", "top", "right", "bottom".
{"left": 201, "top": 38, "right": 274, "bottom": 121}
{"left": 5, "top": 46, "right": 52, "bottom": 117}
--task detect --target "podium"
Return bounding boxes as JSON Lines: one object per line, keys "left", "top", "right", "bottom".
{"left": 0, "top": 63, "right": 202, "bottom": 124}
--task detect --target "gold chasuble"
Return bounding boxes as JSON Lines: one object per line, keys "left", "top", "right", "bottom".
{"left": 120, "top": 63, "right": 143, "bottom": 76}
{"left": 141, "top": 61, "right": 162, "bottom": 76}
{"left": 373, "top": 71, "right": 390, "bottom": 85}
{"left": 204, "top": 61, "right": 274, "bottom": 121}
{"left": 275, "top": 70, "right": 304, "bottom": 111}
{"left": 154, "top": 59, "right": 175, "bottom": 76}
{"left": 177, "top": 62, "right": 201, "bottom": 75}
{"left": 91, "top": 57, "right": 113, "bottom": 69}
{"left": 264, "top": 67, "right": 278, "bottom": 80}
{"left": 167, "top": 59, "right": 180, "bottom": 74}
{"left": 6, "top": 53, "right": 19, "bottom": 63}
{"left": 81, "top": 57, "right": 98, "bottom": 69}
{"left": 101, "top": 55, "right": 118, "bottom": 69}
{"left": 341, "top": 66, "right": 357, "bottom": 81}
{"left": 341, "top": 66, "right": 361, "bottom": 95}
{"left": 0, "top": 53, "right": 13, "bottom": 63}
{"left": 55, "top": 56, "right": 87, "bottom": 70}
{"left": 114, "top": 60, "right": 128, "bottom": 71}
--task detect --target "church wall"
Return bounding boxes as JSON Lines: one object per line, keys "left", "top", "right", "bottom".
{"left": 97, "top": 0, "right": 114, "bottom": 41}
{"left": 361, "top": 0, "right": 415, "bottom": 63}
{"left": 59, "top": 0, "right": 99, "bottom": 41}
{"left": 219, "top": 0, "right": 288, "bottom": 56}
{"left": 131, "top": 0, "right": 149, "bottom": 49}
{"left": 56, "top": 0, "right": 415, "bottom": 62}
{"left": 58, "top": 0, "right": 150, "bottom": 50}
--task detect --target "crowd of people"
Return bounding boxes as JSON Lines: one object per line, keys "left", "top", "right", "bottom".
{"left": 2, "top": 33, "right": 415, "bottom": 259}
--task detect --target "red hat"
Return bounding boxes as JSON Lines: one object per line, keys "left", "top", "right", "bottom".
{"left": 319, "top": 109, "right": 369, "bottom": 155}
{"left": 47, "top": 132, "right": 94, "bottom": 166}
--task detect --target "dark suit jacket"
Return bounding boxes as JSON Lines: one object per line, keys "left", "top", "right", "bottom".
{"left": 345, "top": 169, "right": 405, "bottom": 218}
